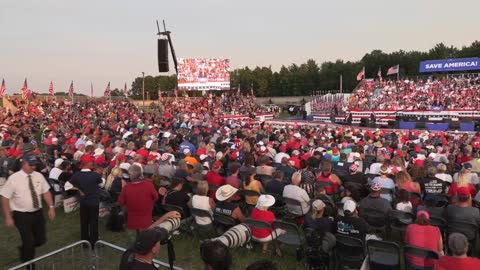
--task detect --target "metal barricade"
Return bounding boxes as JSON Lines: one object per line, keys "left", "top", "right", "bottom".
{"left": 93, "top": 240, "right": 184, "bottom": 270}
{"left": 7, "top": 240, "right": 93, "bottom": 270}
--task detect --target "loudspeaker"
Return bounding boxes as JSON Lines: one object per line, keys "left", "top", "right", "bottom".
{"left": 359, "top": 118, "right": 368, "bottom": 127}
{"left": 416, "top": 122, "right": 426, "bottom": 129}
{"left": 450, "top": 122, "right": 460, "bottom": 130}
{"left": 158, "top": 39, "right": 169, "bottom": 72}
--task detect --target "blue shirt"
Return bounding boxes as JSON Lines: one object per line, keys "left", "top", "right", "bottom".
{"left": 372, "top": 176, "right": 395, "bottom": 202}
{"left": 179, "top": 142, "right": 196, "bottom": 154}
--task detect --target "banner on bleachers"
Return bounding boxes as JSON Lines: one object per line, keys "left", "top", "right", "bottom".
{"left": 419, "top": 57, "right": 480, "bottom": 73}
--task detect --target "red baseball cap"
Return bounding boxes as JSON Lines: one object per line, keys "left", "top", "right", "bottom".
{"left": 414, "top": 159, "right": 423, "bottom": 166}
{"left": 213, "top": 161, "right": 223, "bottom": 169}
{"left": 81, "top": 154, "right": 95, "bottom": 165}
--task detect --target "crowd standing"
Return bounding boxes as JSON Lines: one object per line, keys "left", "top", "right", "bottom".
{"left": 1, "top": 91, "right": 480, "bottom": 269}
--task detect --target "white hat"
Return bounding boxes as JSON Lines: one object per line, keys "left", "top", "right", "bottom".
{"left": 215, "top": 184, "right": 238, "bottom": 201}
{"left": 312, "top": 200, "right": 326, "bottom": 211}
{"left": 86, "top": 141, "right": 94, "bottom": 146}
{"left": 428, "top": 153, "right": 437, "bottom": 159}
{"left": 257, "top": 141, "right": 264, "bottom": 146}
{"left": 52, "top": 137, "right": 59, "bottom": 142}
{"left": 293, "top": 133, "right": 301, "bottom": 139}
{"left": 343, "top": 200, "right": 357, "bottom": 213}
{"left": 54, "top": 158, "right": 64, "bottom": 168}
{"left": 292, "top": 150, "right": 300, "bottom": 156}
{"left": 256, "top": 194, "right": 276, "bottom": 208}
{"left": 119, "top": 162, "right": 131, "bottom": 171}
{"left": 183, "top": 148, "right": 190, "bottom": 154}
{"left": 163, "top": 132, "right": 171, "bottom": 138}
{"left": 94, "top": 148, "right": 104, "bottom": 157}
{"left": 199, "top": 154, "right": 208, "bottom": 161}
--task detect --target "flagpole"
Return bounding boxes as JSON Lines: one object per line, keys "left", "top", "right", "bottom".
{"left": 397, "top": 64, "right": 400, "bottom": 81}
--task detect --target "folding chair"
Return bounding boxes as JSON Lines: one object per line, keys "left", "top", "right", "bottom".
{"left": 388, "top": 210, "right": 414, "bottom": 241}
{"left": 446, "top": 220, "right": 478, "bottom": 255}
{"left": 404, "top": 245, "right": 439, "bottom": 270}
{"left": 245, "top": 218, "right": 279, "bottom": 255}
{"left": 213, "top": 213, "right": 236, "bottom": 234}
{"left": 360, "top": 208, "right": 388, "bottom": 237}
{"left": 367, "top": 239, "right": 401, "bottom": 270}
{"left": 190, "top": 208, "right": 217, "bottom": 239}
{"left": 334, "top": 234, "right": 365, "bottom": 270}
{"left": 283, "top": 197, "right": 306, "bottom": 221}
{"left": 272, "top": 220, "right": 306, "bottom": 259}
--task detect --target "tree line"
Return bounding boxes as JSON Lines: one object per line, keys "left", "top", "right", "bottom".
{"left": 128, "top": 41, "right": 480, "bottom": 99}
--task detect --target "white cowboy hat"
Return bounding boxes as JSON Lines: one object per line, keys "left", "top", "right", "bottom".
{"left": 256, "top": 194, "right": 275, "bottom": 208}
{"left": 215, "top": 184, "right": 238, "bottom": 201}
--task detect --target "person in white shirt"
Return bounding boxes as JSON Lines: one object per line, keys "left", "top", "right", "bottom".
{"left": 453, "top": 163, "right": 478, "bottom": 185}
{"left": 49, "top": 158, "right": 64, "bottom": 180}
{"left": 1, "top": 154, "right": 55, "bottom": 265}
{"left": 435, "top": 163, "right": 453, "bottom": 183}
{"left": 73, "top": 143, "right": 86, "bottom": 161}
{"left": 282, "top": 172, "right": 310, "bottom": 215}
{"left": 368, "top": 155, "right": 384, "bottom": 175}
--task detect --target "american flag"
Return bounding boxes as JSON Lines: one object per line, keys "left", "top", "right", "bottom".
{"left": 49, "top": 81, "right": 54, "bottom": 96}
{"left": 387, "top": 64, "right": 399, "bottom": 75}
{"left": 356, "top": 67, "right": 365, "bottom": 81}
{"left": 123, "top": 83, "right": 128, "bottom": 97}
{"left": 377, "top": 67, "right": 382, "bottom": 78}
{"left": 104, "top": 82, "right": 111, "bottom": 98}
{"left": 0, "top": 79, "right": 6, "bottom": 98}
{"left": 21, "top": 78, "right": 29, "bottom": 100}
{"left": 68, "top": 81, "right": 74, "bottom": 99}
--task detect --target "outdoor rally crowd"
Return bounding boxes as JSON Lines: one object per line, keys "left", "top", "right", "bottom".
{"left": 347, "top": 74, "right": 480, "bottom": 111}
{"left": 2, "top": 91, "right": 480, "bottom": 270}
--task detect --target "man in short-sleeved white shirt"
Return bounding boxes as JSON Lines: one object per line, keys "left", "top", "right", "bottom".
{"left": 1, "top": 154, "right": 55, "bottom": 264}
{"left": 283, "top": 172, "right": 310, "bottom": 215}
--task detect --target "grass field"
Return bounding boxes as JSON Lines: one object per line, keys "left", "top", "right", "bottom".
{"left": 0, "top": 208, "right": 306, "bottom": 270}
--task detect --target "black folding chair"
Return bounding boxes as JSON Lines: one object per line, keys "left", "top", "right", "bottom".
{"left": 447, "top": 220, "right": 478, "bottom": 255}
{"left": 388, "top": 210, "right": 414, "bottom": 241}
{"left": 360, "top": 208, "right": 388, "bottom": 237}
{"left": 245, "top": 218, "right": 278, "bottom": 254}
{"left": 367, "top": 239, "right": 401, "bottom": 270}
{"left": 403, "top": 245, "right": 439, "bottom": 270}
{"left": 190, "top": 208, "right": 216, "bottom": 239}
{"left": 272, "top": 220, "right": 306, "bottom": 247}
{"left": 283, "top": 197, "right": 307, "bottom": 220}
{"left": 334, "top": 234, "right": 365, "bottom": 270}
{"left": 213, "top": 213, "right": 236, "bottom": 234}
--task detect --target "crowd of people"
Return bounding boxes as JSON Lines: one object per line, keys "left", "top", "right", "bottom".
{"left": 2, "top": 92, "right": 480, "bottom": 269}
{"left": 348, "top": 74, "right": 480, "bottom": 111}
{"left": 177, "top": 58, "right": 230, "bottom": 84}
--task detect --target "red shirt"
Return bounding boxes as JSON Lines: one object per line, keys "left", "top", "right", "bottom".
{"left": 118, "top": 180, "right": 158, "bottom": 230}
{"left": 289, "top": 157, "right": 301, "bottom": 170}
{"left": 251, "top": 208, "right": 275, "bottom": 239}
{"left": 205, "top": 171, "right": 225, "bottom": 199}
{"left": 287, "top": 140, "right": 300, "bottom": 151}
{"left": 405, "top": 224, "right": 441, "bottom": 268}
{"left": 447, "top": 183, "right": 477, "bottom": 198}
{"left": 434, "top": 256, "right": 480, "bottom": 270}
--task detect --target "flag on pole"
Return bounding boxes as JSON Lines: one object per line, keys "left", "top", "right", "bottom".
{"left": 250, "top": 85, "right": 254, "bottom": 97}
{"left": 21, "top": 78, "right": 29, "bottom": 100}
{"left": 356, "top": 67, "right": 365, "bottom": 81}
{"left": 0, "top": 79, "right": 6, "bottom": 98}
{"left": 49, "top": 81, "right": 54, "bottom": 96}
{"left": 104, "top": 82, "right": 111, "bottom": 98}
{"left": 123, "top": 83, "right": 128, "bottom": 97}
{"left": 387, "top": 64, "right": 399, "bottom": 75}
{"left": 174, "top": 88, "right": 178, "bottom": 99}
{"left": 157, "top": 85, "right": 161, "bottom": 101}
{"left": 377, "top": 67, "right": 382, "bottom": 79}
{"left": 237, "top": 84, "right": 240, "bottom": 95}
{"left": 68, "top": 81, "right": 74, "bottom": 99}
{"left": 90, "top": 82, "right": 93, "bottom": 98}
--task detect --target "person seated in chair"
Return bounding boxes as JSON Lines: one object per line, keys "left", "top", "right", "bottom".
{"left": 358, "top": 180, "right": 392, "bottom": 226}
{"left": 336, "top": 200, "right": 369, "bottom": 242}
{"left": 164, "top": 177, "right": 191, "bottom": 218}
{"left": 434, "top": 233, "right": 480, "bottom": 270}
{"left": 214, "top": 184, "right": 246, "bottom": 231}
{"left": 283, "top": 172, "right": 311, "bottom": 216}
{"left": 250, "top": 195, "right": 285, "bottom": 255}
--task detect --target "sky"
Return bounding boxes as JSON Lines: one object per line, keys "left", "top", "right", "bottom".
{"left": 1, "top": 0, "right": 478, "bottom": 95}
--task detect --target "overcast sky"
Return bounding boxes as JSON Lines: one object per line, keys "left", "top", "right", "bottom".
{"left": 1, "top": 0, "right": 478, "bottom": 95}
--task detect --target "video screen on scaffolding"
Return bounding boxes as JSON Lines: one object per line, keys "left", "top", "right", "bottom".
{"left": 177, "top": 58, "right": 230, "bottom": 91}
